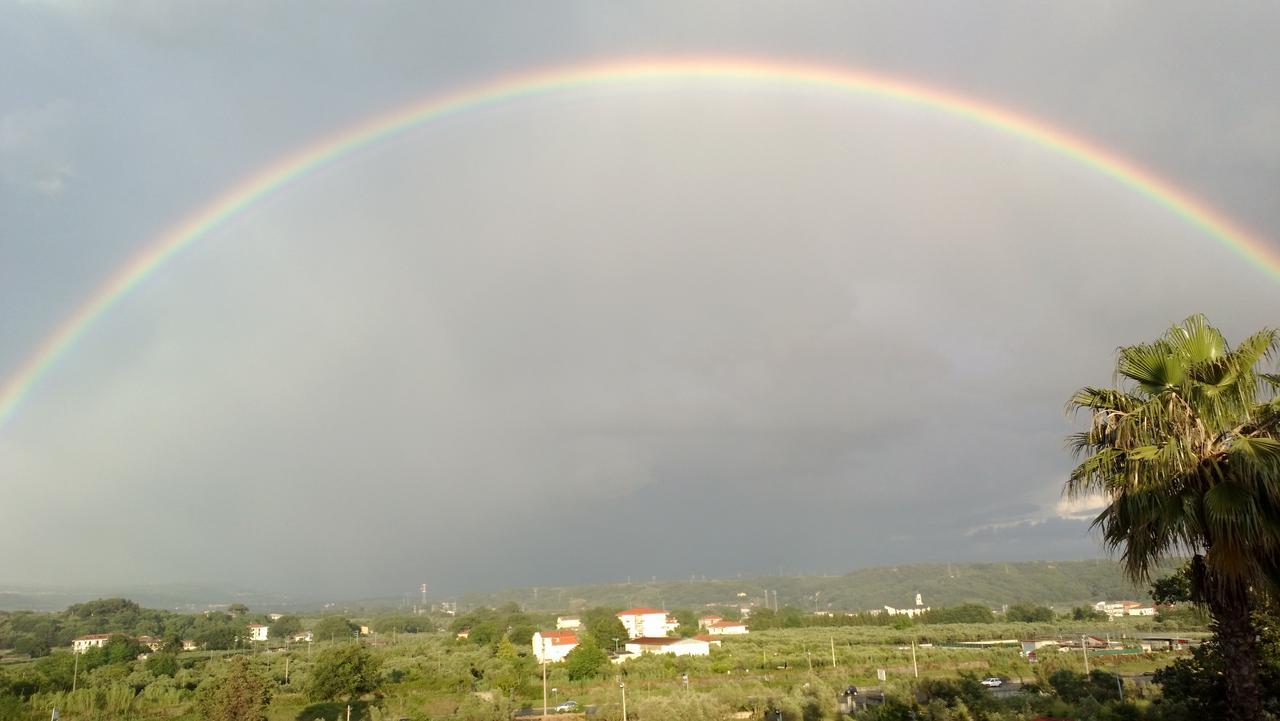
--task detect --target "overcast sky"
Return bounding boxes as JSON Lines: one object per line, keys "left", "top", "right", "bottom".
{"left": 2, "top": 2, "right": 1279, "bottom": 600}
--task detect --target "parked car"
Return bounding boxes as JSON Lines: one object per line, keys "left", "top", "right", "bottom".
{"left": 554, "top": 700, "right": 580, "bottom": 713}
{"left": 981, "top": 677, "right": 1004, "bottom": 687}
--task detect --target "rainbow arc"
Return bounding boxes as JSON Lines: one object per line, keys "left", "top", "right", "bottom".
{"left": 2, "top": 58, "right": 1277, "bottom": 430}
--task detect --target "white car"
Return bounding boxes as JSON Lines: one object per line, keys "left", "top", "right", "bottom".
{"left": 981, "top": 677, "right": 1004, "bottom": 687}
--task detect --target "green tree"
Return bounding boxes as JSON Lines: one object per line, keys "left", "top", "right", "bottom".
{"left": 305, "top": 643, "right": 382, "bottom": 702}
{"left": 746, "top": 608, "right": 778, "bottom": 631}
{"left": 563, "top": 637, "right": 609, "bottom": 681}
{"left": 227, "top": 604, "right": 250, "bottom": 617}
{"left": 312, "top": 616, "right": 358, "bottom": 643}
{"left": 580, "top": 608, "right": 627, "bottom": 650}
{"left": 268, "top": 615, "right": 301, "bottom": 639}
{"left": 81, "top": 634, "right": 146, "bottom": 667}
{"left": 670, "top": 609, "right": 698, "bottom": 637}
{"left": 197, "top": 656, "right": 271, "bottom": 721}
{"left": 920, "top": 604, "right": 994, "bottom": 624}
{"left": 196, "top": 625, "right": 238, "bottom": 650}
{"left": 370, "top": 614, "right": 432, "bottom": 635}
{"left": 146, "top": 652, "right": 179, "bottom": 677}
{"left": 1071, "top": 606, "right": 1107, "bottom": 622}
{"left": 1066, "top": 316, "right": 1280, "bottom": 721}
{"left": 12, "top": 635, "right": 50, "bottom": 658}
{"left": 1005, "top": 603, "right": 1054, "bottom": 623}
{"left": 1153, "top": 598, "right": 1280, "bottom": 718}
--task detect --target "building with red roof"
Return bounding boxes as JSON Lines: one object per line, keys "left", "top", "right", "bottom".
{"left": 533, "top": 629, "right": 579, "bottom": 663}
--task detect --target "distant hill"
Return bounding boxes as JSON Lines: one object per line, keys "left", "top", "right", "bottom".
{"left": 455, "top": 559, "right": 1178, "bottom": 613}
{"left": 0, "top": 583, "right": 297, "bottom": 612}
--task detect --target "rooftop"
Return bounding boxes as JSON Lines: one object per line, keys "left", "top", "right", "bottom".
{"left": 537, "top": 630, "right": 579, "bottom": 645}
{"left": 617, "top": 607, "right": 666, "bottom": 616}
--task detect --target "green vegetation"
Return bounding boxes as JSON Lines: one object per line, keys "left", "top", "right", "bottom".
{"left": 1066, "top": 316, "right": 1280, "bottom": 721}
{"left": 196, "top": 656, "right": 271, "bottom": 721}
{"left": 457, "top": 559, "right": 1170, "bottom": 612}
{"left": 0, "top": 593, "right": 1259, "bottom": 721}
{"left": 306, "top": 644, "right": 382, "bottom": 702}
{"left": 563, "top": 638, "right": 609, "bottom": 681}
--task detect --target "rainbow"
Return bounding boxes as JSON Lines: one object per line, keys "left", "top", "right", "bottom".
{"left": 2, "top": 57, "right": 1278, "bottom": 431}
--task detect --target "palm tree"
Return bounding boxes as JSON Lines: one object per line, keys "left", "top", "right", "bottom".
{"left": 1066, "top": 315, "right": 1280, "bottom": 721}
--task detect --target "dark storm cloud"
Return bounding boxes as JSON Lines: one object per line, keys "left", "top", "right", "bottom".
{"left": 2, "top": 1, "right": 1278, "bottom": 599}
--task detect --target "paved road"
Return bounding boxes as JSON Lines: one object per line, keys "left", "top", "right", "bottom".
{"left": 986, "top": 681, "right": 1024, "bottom": 697}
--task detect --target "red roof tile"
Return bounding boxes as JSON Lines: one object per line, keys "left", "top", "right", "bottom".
{"left": 537, "top": 630, "right": 578, "bottom": 645}
{"left": 617, "top": 608, "right": 666, "bottom": 616}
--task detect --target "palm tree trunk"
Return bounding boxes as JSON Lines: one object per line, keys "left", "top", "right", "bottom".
{"left": 1207, "top": 578, "right": 1263, "bottom": 721}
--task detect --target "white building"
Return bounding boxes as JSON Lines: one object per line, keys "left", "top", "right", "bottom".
{"left": 556, "top": 616, "right": 582, "bottom": 630}
{"left": 624, "top": 637, "right": 710, "bottom": 657}
{"left": 697, "top": 615, "right": 723, "bottom": 629}
{"left": 616, "top": 608, "right": 677, "bottom": 639}
{"left": 246, "top": 624, "right": 269, "bottom": 642}
{"left": 706, "top": 619, "right": 749, "bottom": 635}
{"left": 532, "top": 630, "right": 579, "bottom": 663}
{"left": 182, "top": 639, "right": 198, "bottom": 651}
{"left": 72, "top": 634, "right": 112, "bottom": 654}
{"left": 268, "top": 613, "right": 284, "bottom": 621}
{"left": 882, "top": 606, "right": 929, "bottom": 618}
{"left": 1093, "top": 601, "right": 1154, "bottom": 619}
{"left": 290, "top": 630, "right": 314, "bottom": 643}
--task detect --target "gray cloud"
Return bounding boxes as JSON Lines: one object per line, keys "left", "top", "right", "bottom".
{"left": 1, "top": 2, "right": 1278, "bottom": 600}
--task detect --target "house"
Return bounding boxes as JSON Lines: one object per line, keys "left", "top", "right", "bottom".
{"left": 556, "top": 616, "right": 582, "bottom": 630}
{"left": 137, "top": 635, "right": 163, "bottom": 652}
{"left": 532, "top": 630, "right": 579, "bottom": 663}
{"left": 1021, "top": 639, "right": 1060, "bottom": 658}
{"left": 72, "top": 634, "right": 112, "bottom": 654}
{"left": 697, "top": 615, "right": 723, "bottom": 629}
{"left": 706, "top": 619, "right": 749, "bottom": 635}
{"left": 246, "top": 624, "right": 269, "bottom": 642}
{"left": 624, "top": 637, "right": 711, "bottom": 657}
{"left": 359, "top": 625, "right": 372, "bottom": 636}
{"left": 616, "top": 608, "right": 677, "bottom": 639}
{"left": 693, "top": 634, "right": 723, "bottom": 647}
{"left": 182, "top": 639, "right": 198, "bottom": 652}
{"left": 290, "top": 631, "right": 313, "bottom": 643}
{"left": 268, "top": 613, "right": 284, "bottom": 621}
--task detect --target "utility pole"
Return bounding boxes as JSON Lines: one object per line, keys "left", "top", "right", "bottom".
{"left": 911, "top": 639, "right": 919, "bottom": 678}
{"left": 619, "top": 679, "right": 627, "bottom": 721}
{"left": 1081, "top": 636, "right": 1091, "bottom": 674}
{"left": 71, "top": 652, "right": 79, "bottom": 693}
{"left": 830, "top": 637, "right": 837, "bottom": 668}
{"left": 805, "top": 647, "right": 813, "bottom": 671}
{"left": 542, "top": 638, "right": 549, "bottom": 720}
{"left": 285, "top": 656, "right": 290, "bottom": 685}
